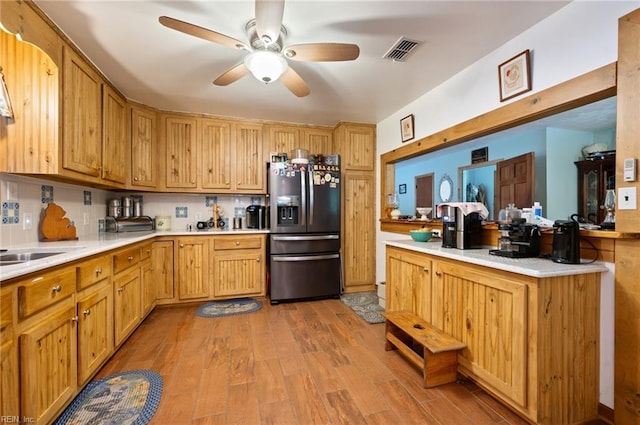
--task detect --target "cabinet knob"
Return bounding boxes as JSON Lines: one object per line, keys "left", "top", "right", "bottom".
{"left": 105, "top": 168, "right": 111, "bottom": 174}
{"left": 95, "top": 267, "right": 103, "bottom": 274}
{"left": 146, "top": 249, "right": 151, "bottom": 254}
{"left": 134, "top": 176, "right": 139, "bottom": 181}
{"left": 118, "top": 287, "right": 125, "bottom": 293}
{"left": 128, "top": 256, "right": 134, "bottom": 261}
{"left": 52, "top": 285, "right": 62, "bottom": 293}
{"left": 423, "top": 267, "right": 429, "bottom": 272}
{"left": 435, "top": 271, "right": 442, "bottom": 277}
{"left": 71, "top": 316, "right": 79, "bottom": 323}
{"left": 236, "top": 241, "right": 240, "bottom": 246}
{"left": 180, "top": 244, "right": 184, "bottom": 248}
{"left": 83, "top": 309, "right": 91, "bottom": 316}
{"left": 256, "top": 257, "right": 261, "bottom": 263}
{"left": 191, "top": 180, "right": 195, "bottom": 184}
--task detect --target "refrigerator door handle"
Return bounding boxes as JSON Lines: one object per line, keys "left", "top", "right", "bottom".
{"left": 308, "top": 169, "right": 314, "bottom": 225}
{"left": 272, "top": 234, "right": 339, "bottom": 241}
{"left": 272, "top": 254, "right": 340, "bottom": 262}
{"left": 300, "top": 169, "right": 306, "bottom": 227}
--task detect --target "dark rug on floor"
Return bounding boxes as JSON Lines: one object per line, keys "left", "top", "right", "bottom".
{"left": 196, "top": 297, "right": 263, "bottom": 318}
{"left": 341, "top": 291, "right": 386, "bottom": 324}
{"left": 54, "top": 370, "right": 162, "bottom": 425}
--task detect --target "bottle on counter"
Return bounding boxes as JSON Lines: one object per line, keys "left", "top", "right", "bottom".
{"left": 532, "top": 201, "right": 542, "bottom": 218}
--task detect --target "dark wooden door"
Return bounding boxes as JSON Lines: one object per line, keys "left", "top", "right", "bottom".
{"left": 494, "top": 152, "right": 535, "bottom": 218}
{"left": 415, "top": 173, "right": 434, "bottom": 218}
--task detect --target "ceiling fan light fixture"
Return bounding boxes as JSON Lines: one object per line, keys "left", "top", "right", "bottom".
{"left": 244, "top": 50, "right": 288, "bottom": 84}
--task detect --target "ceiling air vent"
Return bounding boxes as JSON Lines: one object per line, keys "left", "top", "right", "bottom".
{"left": 382, "top": 37, "right": 421, "bottom": 62}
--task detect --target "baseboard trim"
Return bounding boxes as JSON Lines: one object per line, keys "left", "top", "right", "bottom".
{"left": 598, "top": 403, "right": 614, "bottom": 424}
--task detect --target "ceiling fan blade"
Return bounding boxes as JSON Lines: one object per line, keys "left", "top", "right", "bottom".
{"left": 284, "top": 43, "right": 360, "bottom": 62}
{"left": 280, "top": 67, "right": 310, "bottom": 97}
{"left": 213, "top": 63, "right": 249, "bottom": 86}
{"left": 159, "top": 16, "right": 249, "bottom": 51}
{"left": 255, "top": 0, "right": 285, "bottom": 45}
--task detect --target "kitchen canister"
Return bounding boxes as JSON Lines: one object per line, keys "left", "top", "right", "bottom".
{"left": 155, "top": 215, "right": 171, "bottom": 231}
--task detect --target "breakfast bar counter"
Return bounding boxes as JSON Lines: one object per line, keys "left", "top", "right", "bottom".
{"left": 384, "top": 239, "right": 605, "bottom": 424}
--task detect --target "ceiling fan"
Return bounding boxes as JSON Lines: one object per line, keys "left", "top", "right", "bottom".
{"left": 159, "top": 0, "right": 360, "bottom": 97}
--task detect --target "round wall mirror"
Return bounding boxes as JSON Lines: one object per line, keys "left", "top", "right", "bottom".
{"left": 439, "top": 174, "right": 453, "bottom": 202}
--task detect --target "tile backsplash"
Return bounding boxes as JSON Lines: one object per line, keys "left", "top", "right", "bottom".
{"left": 0, "top": 173, "right": 266, "bottom": 248}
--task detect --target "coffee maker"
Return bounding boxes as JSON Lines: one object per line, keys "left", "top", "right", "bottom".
{"left": 489, "top": 218, "right": 541, "bottom": 258}
{"left": 551, "top": 220, "right": 580, "bottom": 264}
{"left": 246, "top": 205, "right": 267, "bottom": 229}
{"left": 441, "top": 205, "right": 482, "bottom": 249}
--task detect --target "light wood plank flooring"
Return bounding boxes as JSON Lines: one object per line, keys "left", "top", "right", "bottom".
{"left": 94, "top": 298, "right": 598, "bottom": 424}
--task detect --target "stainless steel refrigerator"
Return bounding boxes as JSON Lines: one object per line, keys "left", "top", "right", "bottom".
{"left": 268, "top": 158, "right": 341, "bottom": 304}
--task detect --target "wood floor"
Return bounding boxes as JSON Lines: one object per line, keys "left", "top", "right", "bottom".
{"left": 93, "top": 298, "right": 588, "bottom": 424}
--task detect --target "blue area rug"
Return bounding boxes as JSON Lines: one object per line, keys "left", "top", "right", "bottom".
{"left": 196, "top": 297, "right": 263, "bottom": 318}
{"left": 341, "top": 291, "right": 386, "bottom": 324}
{"left": 54, "top": 370, "right": 162, "bottom": 425}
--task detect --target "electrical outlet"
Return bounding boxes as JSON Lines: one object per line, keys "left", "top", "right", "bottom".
{"left": 22, "top": 213, "right": 33, "bottom": 230}
{"left": 83, "top": 212, "right": 90, "bottom": 225}
{"left": 618, "top": 187, "right": 637, "bottom": 210}
{"left": 431, "top": 229, "right": 441, "bottom": 238}
{"left": 6, "top": 182, "right": 18, "bottom": 201}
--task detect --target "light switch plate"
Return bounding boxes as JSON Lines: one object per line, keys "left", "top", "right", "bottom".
{"left": 618, "top": 187, "right": 637, "bottom": 210}
{"left": 6, "top": 182, "right": 18, "bottom": 201}
{"left": 22, "top": 212, "right": 32, "bottom": 230}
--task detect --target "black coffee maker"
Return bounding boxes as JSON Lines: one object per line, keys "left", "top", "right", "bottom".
{"left": 551, "top": 220, "right": 580, "bottom": 264}
{"left": 441, "top": 205, "right": 482, "bottom": 249}
{"left": 489, "top": 218, "right": 541, "bottom": 258}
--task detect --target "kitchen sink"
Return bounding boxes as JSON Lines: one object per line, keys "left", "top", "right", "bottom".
{"left": 0, "top": 251, "right": 68, "bottom": 266}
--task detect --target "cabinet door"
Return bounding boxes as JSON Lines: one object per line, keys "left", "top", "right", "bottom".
{"left": 77, "top": 282, "right": 113, "bottom": 384}
{"left": 213, "top": 252, "right": 265, "bottom": 297}
{"left": 130, "top": 105, "right": 157, "bottom": 187}
{"left": 102, "top": 85, "right": 127, "bottom": 184}
{"left": 176, "top": 238, "right": 210, "bottom": 300}
{"left": 140, "top": 258, "right": 155, "bottom": 315}
{"left": 165, "top": 115, "right": 197, "bottom": 188}
{"left": 268, "top": 125, "right": 300, "bottom": 155}
{"left": 62, "top": 47, "right": 102, "bottom": 177}
{"left": 153, "top": 240, "right": 175, "bottom": 300}
{"left": 302, "top": 127, "right": 333, "bottom": 155}
{"left": 20, "top": 302, "right": 77, "bottom": 424}
{"left": 334, "top": 124, "right": 375, "bottom": 171}
{"left": 235, "top": 123, "right": 265, "bottom": 192}
{"left": 342, "top": 173, "right": 376, "bottom": 291}
{"left": 0, "top": 288, "right": 19, "bottom": 418}
{"left": 432, "top": 260, "right": 527, "bottom": 405}
{"left": 113, "top": 267, "right": 142, "bottom": 346}
{"left": 200, "top": 118, "right": 232, "bottom": 190}
{"left": 385, "top": 246, "right": 431, "bottom": 321}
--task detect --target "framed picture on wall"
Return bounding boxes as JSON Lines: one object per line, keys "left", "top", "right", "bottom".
{"left": 398, "top": 183, "right": 407, "bottom": 194}
{"left": 0, "top": 68, "right": 14, "bottom": 119}
{"left": 400, "top": 114, "right": 415, "bottom": 142}
{"left": 498, "top": 49, "right": 532, "bottom": 102}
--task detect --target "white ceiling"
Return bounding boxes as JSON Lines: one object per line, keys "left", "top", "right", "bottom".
{"left": 33, "top": 0, "right": 572, "bottom": 127}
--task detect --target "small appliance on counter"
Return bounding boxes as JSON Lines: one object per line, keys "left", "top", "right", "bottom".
{"left": 551, "top": 219, "right": 581, "bottom": 264}
{"left": 105, "top": 216, "right": 154, "bottom": 232}
{"left": 246, "top": 205, "right": 267, "bottom": 229}
{"left": 440, "top": 204, "right": 483, "bottom": 249}
{"left": 489, "top": 218, "right": 541, "bottom": 258}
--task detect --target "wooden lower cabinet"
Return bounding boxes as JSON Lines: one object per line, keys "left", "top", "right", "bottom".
{"left": 175, "top": 237, "right": 210, "bottom": 300}
{"left": 113, "top": 267, "right": 142, "bottom": 346}
{"left": 385, "top": 246, "right": 601, "bottom": 424}
{"left": 0, "top": 287, "right": 19, "bottom": 418}
{"left": 140, "top": 243, "right": 155, "bottom": 316}
{"left": 77, "top": 281, "right": 113, "bottom": 385}
{"left": 212, "top": 235, "right": 266, "bottom": 298}
{"left": 19, "top": 297, "right": 77, "bottom": 424}
{"left": 152, "top": 240, "right": 174, "bottom": 302}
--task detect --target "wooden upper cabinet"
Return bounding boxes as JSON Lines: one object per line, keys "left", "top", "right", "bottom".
{"left": 302, "top": 127, "right": 333, "bottom": 155}
{"left": 102, "top": 85, "right": 127, "bottom": 185}
{"left": 200, "top": 118, "right": 232, "bottom": 190}
{"left": 268, "top": 125, "right": 300, "bottom": 156}
{"left": 130, "top": 104, "right": 157, "bottom": 188}
{"left": 164, "top": 115, "right": 198, "bottom": 188}
{"left": 333, "top": 123, "right": 376, "bottom": 171}
{"left": 62, "top": 47, "right": 102, "bottom": 178}
{"left": 235, "top": 123, "right": 265, "bottom": 192}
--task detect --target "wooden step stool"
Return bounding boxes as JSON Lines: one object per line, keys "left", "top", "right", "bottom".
{"left": 382, "top": 311, "right": 466, "bottom": 388}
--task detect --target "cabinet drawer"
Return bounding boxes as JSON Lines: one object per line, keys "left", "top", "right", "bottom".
{"left": 18, "top": 267, "right": 75, "bottom": 319}
{"left": 76, "top": 255, "right": 111, "bottom": 291}
{"left": 214, "top": 236, "right": 262, "bottom": 251}
{"left": 113, "top": 246, "right": 140, "bottom": 274}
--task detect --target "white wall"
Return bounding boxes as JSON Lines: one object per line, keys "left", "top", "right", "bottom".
{"left": 375, "top": 1, "right": 640, "bottom": 409}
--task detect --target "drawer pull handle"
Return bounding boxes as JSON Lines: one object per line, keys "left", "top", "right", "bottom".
{"left": 52, "top": 285, "right": 62, "bottom": 293}
{"left": 83, "top": 309, "right": 91, "bottom": 316}
{"left": 435, "top": 271, "right": 442, "bottom": 277}
{"left": 180, "top": 244, "right": 184, "bottom": 248}
{"left": 118, "top": 287, "right": 125, "bottom": 293}
{"left": 128, "top": 256, "right": 134, "bottom": 261}
{"left": 95, "top": 267, "right": 103, "bottom": 274}
{"left": 71, "top": 316, "right": 79, "bottom": 323}
{"left": 423, "top": 267, "right": 429, "bottom": 272}
{"left": 134, "top": 176, "right": 139, "bottom": 181}
{"left": 236, "top": 241, "right": 240, "bottom": 246}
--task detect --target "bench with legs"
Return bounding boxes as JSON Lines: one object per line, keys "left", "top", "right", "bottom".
{"left": 382, "top": 310, "right": 466, "bottom": 388}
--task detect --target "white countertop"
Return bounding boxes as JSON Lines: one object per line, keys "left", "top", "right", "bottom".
{"left": 385, "top": 239, "right": 609, "bottom": 278}
{"left": 0, "top": 229, "right": 270, "bottom": 282}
